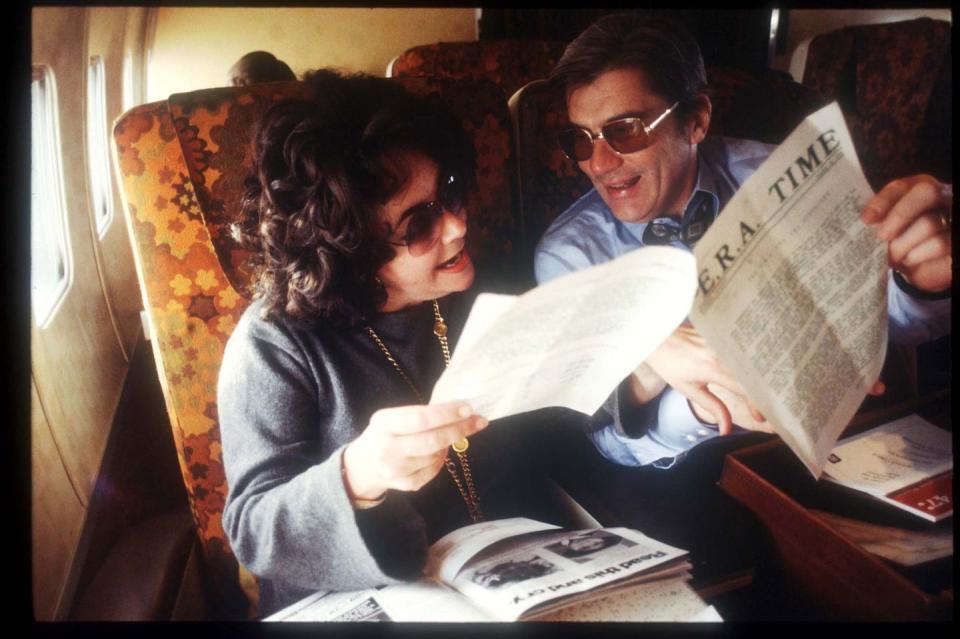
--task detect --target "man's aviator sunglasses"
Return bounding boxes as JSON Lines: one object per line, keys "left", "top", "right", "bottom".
{"left": 557, "top": 101, "right": 680, "bottom": 163}
{"left": 387, "top": 174, "right": 465, "bottom": 256}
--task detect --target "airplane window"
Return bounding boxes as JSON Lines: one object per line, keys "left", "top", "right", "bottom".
{"left": 87, "top": 55, "right": 114, "bottom": 237}
{"left": 122, "top": 48, "right": 140, "bottom": 112}
{"left": 31, "top": 65, "right": 73, "bottom": 328}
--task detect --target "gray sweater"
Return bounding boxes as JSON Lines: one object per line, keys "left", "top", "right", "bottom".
{"left": 218, "top": 291, "right": 559, "bottom": 615}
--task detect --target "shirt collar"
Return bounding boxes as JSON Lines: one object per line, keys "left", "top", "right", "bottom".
{"left": 620, "top": 148, "right": 720, "bottom": 247}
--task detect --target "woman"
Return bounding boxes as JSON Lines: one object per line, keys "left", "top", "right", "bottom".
{"left": 218, "top": 69, "right": 568, "bottom": 616}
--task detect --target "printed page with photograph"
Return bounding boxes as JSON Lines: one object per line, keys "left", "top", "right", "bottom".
{"left": 431, "top": 246, "right": 697, "bottom": 420}
{"left": 822, "top": 414, "right": 953, "bottom": 521}
{"left": 689, "top": 101, "right": 887, "bottom": 478}
{"left": 266, "top": 518, "right": 696, "bottom": 622}
{"left": 433, "top": 519, "right": 691, "bottom": 621}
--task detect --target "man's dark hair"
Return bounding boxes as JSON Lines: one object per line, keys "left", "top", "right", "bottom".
{"left": 551, "top": 12, "right": 707, "bottom": 120}
{"left": 230, "top": 51, "right": 297, "bottom": 86}
{"left": 234, "top": 69, "right": 476, "bottom": 326}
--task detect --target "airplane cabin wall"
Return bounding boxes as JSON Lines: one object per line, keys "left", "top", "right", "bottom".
{"left": 146, "top": 7, "right": 479, "bottom": 100}
{"left": 31, "top": 6, "right": 145, "bottom": 620}
{"left": 85, "top": 6, "right": 146, "bottom": 358}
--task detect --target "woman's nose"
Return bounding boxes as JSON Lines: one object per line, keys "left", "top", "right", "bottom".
{"left": 440, "top": 206, "right": 467, "bottom": 243}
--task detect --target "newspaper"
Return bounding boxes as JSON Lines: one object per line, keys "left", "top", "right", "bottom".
{"left": 689, "top": 102, "right": 887, "bottom": 478}
{"left": 431, "top": 246, "right": 697, "bottom": 419}
{"left": 266, "top": 518, "right": 695, "bottom": 622}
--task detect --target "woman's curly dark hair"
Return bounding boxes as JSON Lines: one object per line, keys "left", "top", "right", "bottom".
{"left": 235, "top": 68, "right": 476, "bottom": 327}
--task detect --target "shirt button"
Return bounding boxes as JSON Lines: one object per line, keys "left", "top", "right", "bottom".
{"left": 685, "top": 434, "right": 698, "bottom": 443}
{"left": 696, "top": 429, "right": 710, "bottom": 437}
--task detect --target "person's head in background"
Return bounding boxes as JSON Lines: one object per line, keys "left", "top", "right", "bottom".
{"left": 229, "top": 50, "right": 297, "bottom": 86}
{"left": 551, "top": 12, "right": 712, "bottom": 224}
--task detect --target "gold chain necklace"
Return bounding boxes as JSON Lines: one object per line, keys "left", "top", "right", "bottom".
{"left": 365, "top": 300, "right": 484, "bottom": 523}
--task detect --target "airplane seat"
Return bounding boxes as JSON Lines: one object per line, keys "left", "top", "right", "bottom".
{"left": 800, "top": 18, "right": 951, "bottom": 191}
{"left": 509, "top": 66, "right": 827, "bottom": 271}
{"left": 113, "top": 96, "right": 268, "bottom": 620}
{"left": 387, "top": 39, "right": 567, "bottom": 103}
{"left": 389, "top": 40, "right": 566, "bottom": 282}
{"left": 801, "top": 17, "right": 952, "bottom": 404}
{"left": 113, "top": 75, "right": 519, "bottom": 619}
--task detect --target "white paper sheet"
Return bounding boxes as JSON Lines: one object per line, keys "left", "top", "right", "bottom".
{"left": 431, "top": 246, "right": 697, "bottom": 420}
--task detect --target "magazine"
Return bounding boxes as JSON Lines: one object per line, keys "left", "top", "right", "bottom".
{"left": 266, "top": 517, "right": 698, "bottom": 622}
{"left": 822, "top": 414, "right": 953, "bottom": 522}
{"left": 431, "top": 102, "right": 888, "bottom": 478}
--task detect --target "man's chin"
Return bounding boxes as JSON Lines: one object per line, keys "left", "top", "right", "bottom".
{"left": 607, "top": 203, "right": 656, "bottom": 224}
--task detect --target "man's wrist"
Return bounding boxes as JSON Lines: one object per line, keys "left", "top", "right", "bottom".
{"left": 626, "top": 363, "right": 667, "bottom": 404}
{"left": 616, "top": 380, "right": 662, "bottom": 438}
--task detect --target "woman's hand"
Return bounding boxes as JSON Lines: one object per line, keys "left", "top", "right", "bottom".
{"left": 342, "top": 401, "right": 489, "bottom": 501}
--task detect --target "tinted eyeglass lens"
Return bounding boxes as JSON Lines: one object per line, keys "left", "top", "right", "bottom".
{"left": 439, "top": 175, "right": 464, "bottom": 214}
{"left": 558, "top": 119, "right": 651, "bottom": 161}
{"left": 396, "top": 175, "right": 466, "bottom": 256}
{"left": 557, "top": 129, "right": 593, "bottom": 163}
{"left": 403, "top": 201, "right": 444, "bottom": 256}
{"left": 605, "top": 119, "right": 648, "bottom": 154}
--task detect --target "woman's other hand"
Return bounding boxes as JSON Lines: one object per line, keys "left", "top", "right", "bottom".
{"left": 342, "top": 401, "right": 489, "bottom": 501}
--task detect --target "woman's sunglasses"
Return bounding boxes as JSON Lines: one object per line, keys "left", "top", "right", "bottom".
{"left": 557, "top": 101, "right": 680, "bottom": 163}
{"left": 387, "top": 174, "right": 465, "bottom": 256}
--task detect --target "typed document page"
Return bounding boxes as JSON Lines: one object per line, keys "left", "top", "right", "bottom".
{"left": 823, "top": 414, "right": 952, "bottom": 495}
{"left": 689, "top": 102, "right": 887, "bottom": 478}
{"left": 431, "top": 246, "right": 697, "bottom": 420}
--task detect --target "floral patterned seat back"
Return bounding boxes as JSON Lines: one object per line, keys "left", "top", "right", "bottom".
{"left": 114, "top": 76, "right": 518, "bottom": 618}
{"left": 389, "top": 39, "right": 567, "bottom": 101}
{"left": 511, "top": 66, "right": 827, "bottom": 272}
{"left": 801, "top": 18, "right": 951, "bottom": 190}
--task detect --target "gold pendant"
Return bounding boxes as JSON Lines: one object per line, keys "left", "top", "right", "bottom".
{"left": 452, "top": 437, "right": 469, "bottom": 453}
{"left": 433, "top": 320, "right": 447, "bottom": 338}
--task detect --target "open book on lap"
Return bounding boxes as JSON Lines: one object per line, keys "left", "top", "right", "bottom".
{"left": 266, "top": 518, "right": 707, "bottom": 622}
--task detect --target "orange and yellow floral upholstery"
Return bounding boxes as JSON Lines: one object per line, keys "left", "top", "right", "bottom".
{"left": 114, "top": 76, "right": 519, "bottom": 618}
{"left": 801, "top": 18, "right": 952, "bottom": 190}
{"left": 510, "top": 67, "right": 826, "bottom": 271}
{"left": 389, "top": 39, "right": 567, "bottom": 101}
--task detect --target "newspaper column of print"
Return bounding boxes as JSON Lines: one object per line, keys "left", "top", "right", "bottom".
{"left": 690, "top": 102, "right": 886, "bottom": 477}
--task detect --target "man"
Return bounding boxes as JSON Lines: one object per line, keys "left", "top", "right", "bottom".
{"left": 228, "top": 51, "right": 296, "bottom": 86}
{"left": 535, "top": 12, "right": 952, "bottom": 468}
